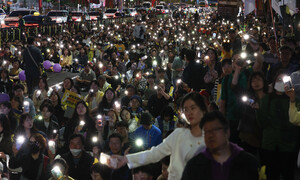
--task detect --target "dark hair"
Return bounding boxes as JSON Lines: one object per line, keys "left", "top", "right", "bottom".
{"left": 91, "top": 163, "right": 111, "bottom": 180}
{"left": 115, "top": 121, "right": 129, "bottom": 129}
{"left": 185, "top": 49, "right": 196, "bottom": 62}
{"left": 222, "top": 42, "right": 231, "bottom": 52}
{"left": 62, "top": 77, "right": 74, "bottom": 92}
{"left": 62, "top": 48, "right": 71, "bottom": 56}
{"left": 161, "top": 156, "right": 170, "bottom": 166}
{"left": 160, "top": 106, "right": 174, "bottom": 121}
{"left": 0, "top": 69, "right": 9, "bottom": 81}
{"left": 30, "top": 133, "right": 47, "bottom": 152}
{"left": 72, "top": 100, "right": 91, "bottom": 121}
{"left": 18, "top": 113, "right": 38, "bottom": 133}
{"left": 39, "top": 101, "right": 54, "bottom": 114}
{"left": 108, "top": 133, "right": 123, "bottom": 144}
{"left": 248, "top": 71, "right": 268, "bottom": 96}
{"left": 38, "top": 77, "right": 49, "bottom": 91}
{"left": 50, "top": 91, "right": 62, "bottom": 107}
{"left": 0, "top": 114, "right": 11, "bottom": 138}
{"left": 13, "top": 83, "right": 25, "bottom": 91}
{"left": 68, "top": 133, "right": 85, "bottom": 146}
{"left": 206, "top": 48, "right": 218, "bottom": 62}
{"left": 27, "top": 37, "right": 35, "bottom": 45}
{"left": 120, "top": 107, "right": 133, "bottom": 121}
{"left": 280, "top": 45, "right": 293, "bottom": 53}
{"left": 180, "top": 92, "right": 208, "bottom": 113}
{"left": 199, "top": 111, "right": 229, "bottom": 130}
{"left": 140, "top": 112, "right": 153, "bottom": 125}
{"left": 90, "top": 80, "right": 99, "bottom": 87}
{"left": 132, "top": 165, "right": 153, "bottom": 176}
{"left": 221, "top": 58, "right": 232, "bottom": 67}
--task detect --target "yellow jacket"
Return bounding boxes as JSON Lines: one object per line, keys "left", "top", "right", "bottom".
{"left": 289, "top": 102, "right": 300, "bottom": 126}
{"left": 84, "top": 91, "right": 104, "bottom": 110}
{"left": 60, "top": 55, "right": 73, "bottom": 67}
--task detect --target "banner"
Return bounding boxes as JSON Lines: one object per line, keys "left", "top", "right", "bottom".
{"left": 61, "top": 90, "right": 83, "bottom": 109}
{"left": 272, "top": 0, "right": 282, "bottom": 17}
{"left": 284, "top": 0, "right": 297, "bottom": 15}
{"left": 244, "top": 0, "right": 256, "bottom": 16}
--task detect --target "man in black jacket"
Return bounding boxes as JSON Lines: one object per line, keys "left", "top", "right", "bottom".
{"left": 181, "top": 111, "right": 259, "bottom": 180}
{"left": 23, "top": 37, "right": 43, "bottom": 96}
{"left": 61, "top": 134, "right": 95, "bottom": 180}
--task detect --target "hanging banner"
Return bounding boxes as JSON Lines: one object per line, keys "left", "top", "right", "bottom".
{"left": 244, "top": 0, "right": 256, "bottom": 16}
{"left": 272, "top": 0, "right": 282, "bottom": 17}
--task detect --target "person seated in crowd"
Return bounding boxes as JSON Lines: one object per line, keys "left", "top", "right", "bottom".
{"left": 104, "top": 133, "right": 131, "bottom": 180}
{"left": 181, "top": 111, "right": 259, "bottom": 180}
{"left": 155, "top": 69, "right": 171, "bottom": 93}
{"left": 267, "top": 45, "right": 298, "bottom": 83}
{"left": 8, "top": 59, "right": 22, "bottom": 82}
{"left": 60, "top": 48, "right": 73, "bottom": 70}
{"left": 48, "top": 158, "right": 74, "bottom": 180}
{"left": 32, "top": 77, "right": 49, "bottom": 112}
{"left": 147, "top": 83, "right": 173, "bottom": 118}
{"left": 9, "top": 133, "right": 51, "bottom": 180}
{"left": 121, "top": 84, "right": 137, "bottom": 107}
{"left": 143, "top": 74, "right": 157, "bottom": 106}
{"left": 0, "top": 114, "right": 13, "bottom": 156}
{"left": 154, "top": 106, "right": 177, "bottom": 138}
{"left": 115, "top": 121, "right": 133, "bottom": 153}
{"left": 57, "top": 134, "right": 96, "bottom": 180}
{"left": 132, "top": 165, "right": 154, "bottom": 180}
{"left": 76, "top": 63, "right": 96, "bottom": 92}
{"left": 64, "top": 101, "right": 97, "bottom": 152}
{"left": 0, "top": 69, "right": 13, "bottom": 95}
{"left": 76, "top": 47, "right": 89, "bottom": 65}
{"left": 49, "top": 91, "right": 66, "bottom": 126}
{"left": 120, "top": 107, "right": 139, "bottom": 133}
{"left": 0, "top": 101, "right": 18, "bottom": 133}
{"left": 34, "top": 102, "right": 60, "bottom": 139}
{"left": 157, "top": 156, "right": 170, "bottom": 180}
{"left": 91, "top": 163, "right": 111, "bottom": 180}
{"left": 104, "top": 65, "right": 122, "bottom": 92}
{"left": 98, "top": 88, "right": 116, "bottom": 115}
{"left": 97, "top": 75, "right": 111, "bottom": 92}
{"left": 84, "top": 80, "right": 104, "bottom": 114}
{"left": 13, "top": 84, "right": 36, "bottom": 118}
{"left": 128, "top": 95, "right": 144, "bottom": 118}
{"left": 133, "top": 112, "right": 162, "bottom": 150}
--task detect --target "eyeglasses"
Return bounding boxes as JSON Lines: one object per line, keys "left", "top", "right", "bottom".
{"left": 204, "top": 127, "right": 225, "bottom": 136}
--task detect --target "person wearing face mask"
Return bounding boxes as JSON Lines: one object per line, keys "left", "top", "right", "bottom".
{"left": 59, "top": 134, "right": 96, "bottom": 180}
{"left": 9, "top": 133, "right": 51, "bottom": 180}
{"left": 256, "top": 71, "right": 300, "bottom": 180}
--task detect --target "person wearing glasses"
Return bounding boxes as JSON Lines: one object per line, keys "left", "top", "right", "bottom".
{"left": 181, "top": 111, "right": 259, "bottom": 180}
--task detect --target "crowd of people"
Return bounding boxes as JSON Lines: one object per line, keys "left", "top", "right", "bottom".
{"left": 0, "top": 6, "right": 299, "bottom": 180}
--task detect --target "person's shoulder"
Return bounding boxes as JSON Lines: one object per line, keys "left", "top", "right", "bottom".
{"left": 186, "top": 152, "right": 209, "bottom": 166}
{"left": 235, "top": 151, "right": 259, "bottom": 167}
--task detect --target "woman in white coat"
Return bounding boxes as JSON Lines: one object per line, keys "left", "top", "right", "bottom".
{"left": 112, "top": 92, "right": 207, "bottom": 180}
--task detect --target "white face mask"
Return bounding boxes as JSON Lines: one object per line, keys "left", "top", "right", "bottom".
{"left": 274, "top": 81, "right": 285, "bottom": 93}
{"left": 70, "top": 149, "right": 82, "bottom": 157}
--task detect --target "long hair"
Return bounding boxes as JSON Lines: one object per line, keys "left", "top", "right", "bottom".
{"left": 0, "top": 114, "right": 11, "bottom": 138}
{"left": 98, "top": 88, "right": 116, "bottom": 114}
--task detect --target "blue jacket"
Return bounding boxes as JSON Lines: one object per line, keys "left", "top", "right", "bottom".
{"left": 134, "top": 125, "right": 162, "bottom": 150}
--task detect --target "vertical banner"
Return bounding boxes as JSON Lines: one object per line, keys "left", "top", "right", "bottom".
{"left": 39, "top": 0, "right": 42, "bottom": 13}
{"left": 244, "top": 0, "right": 256, "bottom": 16}
{"left": 272, "top": 0, "right": 282, "bottom": 17}
{"left": 151, "top": 0, "right": 155, "bottom": 7}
